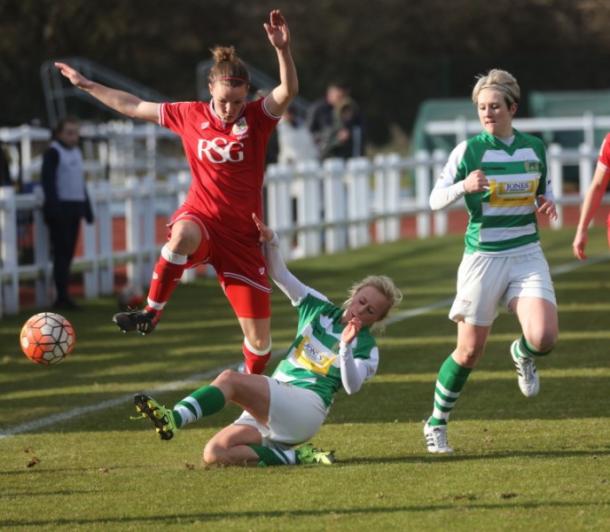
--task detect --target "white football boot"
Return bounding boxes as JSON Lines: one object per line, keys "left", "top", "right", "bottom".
{"left": 424, "top": 421, "right": 453, "bottom": 454}
{"left": 510, "top": 340, "right": 540, "bottom": 397}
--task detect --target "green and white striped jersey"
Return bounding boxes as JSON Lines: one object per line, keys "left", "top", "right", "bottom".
{"left": 272, "top": 291, "right": 378, "bottom": 408}
{"left": 436, "top": 129, "right": 550, "bottom": 254}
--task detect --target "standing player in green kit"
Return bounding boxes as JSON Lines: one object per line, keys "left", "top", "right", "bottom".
{"left": 423, "top": 69, "right": 559, "bottom": 453}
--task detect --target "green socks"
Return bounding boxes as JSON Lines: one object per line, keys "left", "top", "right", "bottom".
{"left": 172, "top": 385, "right": 226, "bottom": 428}
{"left": 428, "top": 355, "right": 472, "bottom": 427}
{"left": 248, "top": 445, "right": 297, "bottom": 466}
{"left": 514, "top": 335, "right": 552, "bottom": 358}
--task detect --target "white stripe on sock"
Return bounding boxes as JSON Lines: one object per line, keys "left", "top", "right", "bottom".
{"left": 161, "top": 244, "right": 188, "bottom": 265}
{"left": 272, "top": 448, "right": 296, "bottom": 465}
{"left": 146, "top": 298, "right": 166, "bottom": 310}
{"left": 434, "top": 392, "right": 457, "bottom": 408}
{"left": 174, "top": 405, "right": 196, "bottom": 426}
{"left": 514, "top": 340, "right": 534, "bottom": 359}
{"left": 432, "top": 407, "right": 450, "bottom": 421}
{"left": 435, "top": 380, "right": 460, "bottom": 398}
{"left": 183, "top": 396, "right": 203, "bottom": 419}
{"left": 244, "top": 336, "right": 272, "bottom": 356}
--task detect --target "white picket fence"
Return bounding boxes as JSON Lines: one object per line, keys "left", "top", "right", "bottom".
{"left": 425, "top": 113, "right": 610, "bottom": 148}
{"left": 0, "top": 141, "right": 602, "bottom": 317}
{"left": 0, "top": 122, "right": 187, "bottom": 184}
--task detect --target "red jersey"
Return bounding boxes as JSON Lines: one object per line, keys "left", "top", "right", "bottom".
{"left": 599, "top": 133, "right": 610, "bottom": 167}
{"left": 159, "top": 98, "right": 279, "bottom": 243}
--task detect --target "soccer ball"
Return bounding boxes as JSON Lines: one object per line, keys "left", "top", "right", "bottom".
{"left": 19, "top": 312, "right": 76, "bottom": 366}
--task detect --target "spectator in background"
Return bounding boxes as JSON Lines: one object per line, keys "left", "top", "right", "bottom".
{"left": 319, "top": 96, "right": 364, "bottom": 160}
{"left": 572, "top": 134, "right": 610, "bottom": 260}
{"left": 0, "top": 142, "right": 13, "bottom": 187}
{"left": 41, "top": 116, "right": 94, "bottom": 310}
{"left": 277, "top": 105, "right": 318, "bottom": 164}
{"left": 306, "top": 82, "right": 347, "bottom": 147}
{"left": 306, "top": 82, "right": 364, "bottom": 160}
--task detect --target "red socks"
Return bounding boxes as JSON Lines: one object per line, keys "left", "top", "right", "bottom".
{"left": 242, "top": 339, "right": 271, "bottom": 374}
{"left": 146, "top": 245, "right": 187, "bottom": 311}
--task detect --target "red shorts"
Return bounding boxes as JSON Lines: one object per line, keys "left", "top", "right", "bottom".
{"left": 168, "top": 207, "right": 271, "bottom": 319}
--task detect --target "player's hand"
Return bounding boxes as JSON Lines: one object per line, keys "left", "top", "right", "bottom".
{"left": 264, "top": 9, "right": 290, "bottom": 50}
{"left": 55, "top": 62, "right": 94, "bottom": 90}
{"left": 463, "top": 169, "right": 489, "bottom": 193}
{"left": 536, "top": 195, "right": 558, "bottom": 221}
{"left": 252, "top": 213, "right": 275, "bottom": 242}
{"left": 341, "top": 317, "right": 362, "bottom": 345}
{"left": 572, "top": 229, "right": 588, "bottom": 260}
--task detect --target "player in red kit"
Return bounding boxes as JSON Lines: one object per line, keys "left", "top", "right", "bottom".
{"left": 55, "top": 10, "right": 298, "bottom": 374}
{"left": 573, "top": 133, "right": 610, "bottom": 260}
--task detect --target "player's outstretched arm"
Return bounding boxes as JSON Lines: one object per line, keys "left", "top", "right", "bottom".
{"left": 263, "top": 10, "right": 298, "bottom": 117}
{"left": 253, "top": 213, "right": 309, "bottom": 305}
{"left": 54, "top": 62, "right": 160, "bottom": 123}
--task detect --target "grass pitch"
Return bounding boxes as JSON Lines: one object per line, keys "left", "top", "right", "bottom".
{"left": 1, "top": 227, "right": 609, "bottom": 531}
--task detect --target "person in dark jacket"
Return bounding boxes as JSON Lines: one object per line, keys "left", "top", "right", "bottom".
{"left": 306, "top": 83, "right": 365, "bottom": 160}
{"left": 0, "top": 142, "right": 12, "bottom": 187}
{"left": 41, "top": 116, "right": 93, "bottom": 309}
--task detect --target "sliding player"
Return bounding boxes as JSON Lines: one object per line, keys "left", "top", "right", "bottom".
{"left": 133, "top": 214, "right": 403, "bottom": 466}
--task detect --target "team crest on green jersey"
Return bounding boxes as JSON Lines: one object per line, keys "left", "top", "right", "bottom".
{"left": 524, "top": 161, "right": 541, "bottom": 173}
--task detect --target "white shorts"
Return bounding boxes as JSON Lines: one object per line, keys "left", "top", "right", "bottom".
{"left": 449, "top": 247, "right": 556, "bottom": 326}
{"left": 234, "top": 376, "right": 328, "bottom": 447}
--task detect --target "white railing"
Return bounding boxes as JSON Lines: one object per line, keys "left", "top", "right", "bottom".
{"left": 4, "top": 114, "right": 607, "bottom": 188}
{"left": 0, "top": 143, "right": 604, "bottom": 317}
{"left": 425, "top": 113, "right": 610, "bottom": 148}
{"left": 0, "top": 122, "right": 187, "bottom": 185}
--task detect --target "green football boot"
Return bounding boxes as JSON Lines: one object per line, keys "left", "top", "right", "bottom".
{"left": 295, "top": 443, "right": 335, "bottom": 465}
{"left": 133, "top": 393, "right": 177, "bottom": 440}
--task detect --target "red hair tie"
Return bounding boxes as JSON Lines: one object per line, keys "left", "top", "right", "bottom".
{"left": 214, "top": 76, "right": 247, "bottom": 82}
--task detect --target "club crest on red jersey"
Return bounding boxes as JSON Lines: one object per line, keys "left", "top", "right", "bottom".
{"left": 232, "top": 117, "right": 249, "bottom": 138}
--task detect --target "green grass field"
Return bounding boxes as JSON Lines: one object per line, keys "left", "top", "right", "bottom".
{"left": 1, "top": 227, "right": 609, "bottom": 531}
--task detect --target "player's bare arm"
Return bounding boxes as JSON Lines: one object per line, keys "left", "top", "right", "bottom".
{"left": 263, "top": 10, "right": 298, "bottom": 117}
{"left": 54, "top": 62, "right": 160, "bottom": 123}
{"left": 252, "top": 213, "right": 274, "bottom": 243}
{"left": 573, "top": 161, "right": 610, "bottom": 259}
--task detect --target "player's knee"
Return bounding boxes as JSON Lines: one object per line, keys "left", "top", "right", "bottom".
{"left": 525, "top": 330, "right": 556, "bottom": 354}
{"left": 168, "top": 223, "right": 201, "bottom": 255}
{"left": 454, "top": 344, "right": 484, "bottom": 366}
{"left": 244, "top": 335, "right": 271, "bottom": 354}
{"left": 214, "top": 369, "right": 238, "bottom": 387}
{"left": 203, "top": 441, "right": 225, "bottom": 465}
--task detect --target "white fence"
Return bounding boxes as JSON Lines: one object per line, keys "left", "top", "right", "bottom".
{"left": 0, "top": 141, "right": 603, "bottom": 317}
{"left": 0, "top": 123, "right": 187, "bottom": 185}
{"left": 425, "top": 113, "right": 610, "bottom": 148}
